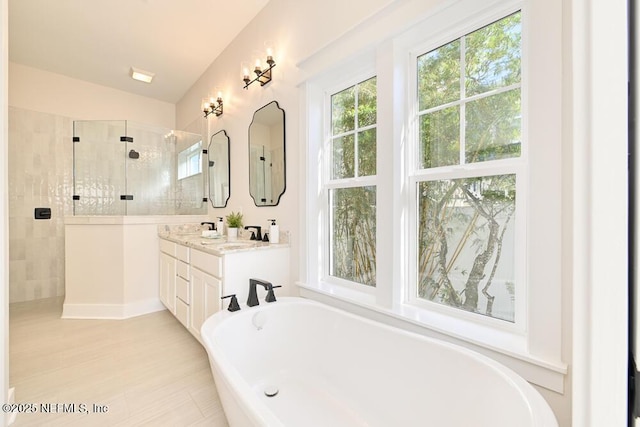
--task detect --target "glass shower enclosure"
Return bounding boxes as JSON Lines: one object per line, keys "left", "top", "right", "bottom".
{"left": 72, "top": 120, "right": 206, "bottom": 215}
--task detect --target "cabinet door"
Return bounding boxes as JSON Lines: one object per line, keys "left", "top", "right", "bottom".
{"left": 159, "top": 252, "right": 176, "bottom": 313}
{"left": 189, "top": 268, "right": 222, "bottom": 341}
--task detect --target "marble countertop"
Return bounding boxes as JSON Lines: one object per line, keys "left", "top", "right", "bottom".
{"left": 158, "top": 224, "right": 289, "bottom": 256}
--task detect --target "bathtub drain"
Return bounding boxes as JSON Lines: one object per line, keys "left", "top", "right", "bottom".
{"left": 264, "top": 385, "right": 279, "bottom": 397}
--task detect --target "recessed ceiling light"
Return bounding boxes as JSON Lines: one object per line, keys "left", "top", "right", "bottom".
{"left": 129, "top": 67, "right": 155, "bottom": 83}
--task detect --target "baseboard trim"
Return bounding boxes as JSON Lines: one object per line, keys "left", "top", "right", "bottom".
{"left": 61, "top": 298, "right": 165, "bottom": 320}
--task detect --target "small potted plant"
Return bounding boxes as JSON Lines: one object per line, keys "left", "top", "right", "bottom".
{"left": 225, "top": 211, "right": 243, "bottom": 240}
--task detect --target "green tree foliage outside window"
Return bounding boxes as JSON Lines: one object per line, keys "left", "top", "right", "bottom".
{"left": 416, "top": 12, "right": 521, "bottom": 321}
{"left": 418, "top": 12, "right": 521, "bottom": 168}
{"left": 418, "top": 175, "right": 516, "bottom": 322}
{"left": 329, "top": 77, "right": 377, "bottom": 286}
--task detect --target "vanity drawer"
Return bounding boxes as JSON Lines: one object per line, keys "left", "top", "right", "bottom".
{"left": 175, "top": 298, "right": 189, "bottom": 328}
{"left": 176, "top": 260, "right": 189, "bottom": 280}
{"left": 175, "top": 244, "right": 190, "bottom": 263}
{"left": 191, "top": 249, "right": 222, "bottom": 277}
{"left": 176, "top": 276, "right": 189, "bottom": 304}
{"left": 159, "top": 239, "right": 175, "bottom": 256}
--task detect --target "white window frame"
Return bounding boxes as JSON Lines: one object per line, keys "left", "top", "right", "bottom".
{"left": 321, "top": 73, "right": 379, "bottom": 295}
{"left": 299, "top": 0, "right": 566, "bottom": 392}
{"left": 405, "top": 13, "right": 527, "bottom": 333}
{"left": 407, "top": 168, "right": 527, "bottom": 332}
{"left": 177, "top": 140, "right": 202, "bottom": 180}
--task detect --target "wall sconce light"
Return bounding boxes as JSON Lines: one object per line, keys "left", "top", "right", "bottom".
{"left": 242, "top": 43, "right": 275, "bottom": 89}
{"left": 203, "top": 92, "right": 223, "bottom": 118}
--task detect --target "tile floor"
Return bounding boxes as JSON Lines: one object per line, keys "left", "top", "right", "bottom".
{"left": 8, "top": 297, "right": 229, "bottom": 426}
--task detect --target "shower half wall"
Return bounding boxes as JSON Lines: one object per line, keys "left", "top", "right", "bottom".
{"left": 64, "top": 120, "right": 209, "bottom": 319}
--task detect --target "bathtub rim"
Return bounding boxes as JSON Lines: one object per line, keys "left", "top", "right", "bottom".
{"left": 201, "top": 296, "right": 558, "bottom": 427}
{"left": 298, "top": 282, "right": 567, "bottom": 393}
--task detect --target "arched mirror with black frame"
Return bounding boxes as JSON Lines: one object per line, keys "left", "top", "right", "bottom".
{"left": 208, "top": 130, "right": 230, "bottom": 208}
{"left": 248, "top": 101, "right": 286, "bottom": 206}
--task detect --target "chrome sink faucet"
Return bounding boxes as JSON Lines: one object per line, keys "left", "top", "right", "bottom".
{"left": 247, "top": 278, "right": 272, "bottom": 307}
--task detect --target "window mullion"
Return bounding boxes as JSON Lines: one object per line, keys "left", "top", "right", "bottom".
{"left": 332, "top": 123, "right": 376, "bottom": 139}
{"left": 460, "top": 35, "right": 466, "bottom": 165}
{"left": 354, "top": 85, "right": 360, "bottom": 178}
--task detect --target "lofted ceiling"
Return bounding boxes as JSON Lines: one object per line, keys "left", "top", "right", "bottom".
{"left": 8, "top": 0, "right": 270, "bottom": 103}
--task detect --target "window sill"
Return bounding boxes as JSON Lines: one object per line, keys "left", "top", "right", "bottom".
{"left": 297, "top": 281, "right": 567, "bottom": 393}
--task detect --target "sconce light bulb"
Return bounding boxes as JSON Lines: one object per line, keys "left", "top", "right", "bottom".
{"left": 254, "top": 58, "right": 262, "bottom": 74}
{"left": 264, "top": 40, "right": 274, "bottom": 56}
{"left": 241, "top": 61, "right": 251, "bottom": 81}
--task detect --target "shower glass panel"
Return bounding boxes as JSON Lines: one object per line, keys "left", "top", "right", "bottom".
{"left": 72, "top": 120, "right": 206, "bottom": 216}
{"left": 73, "top": 120, "right": 127, "bottom": 215}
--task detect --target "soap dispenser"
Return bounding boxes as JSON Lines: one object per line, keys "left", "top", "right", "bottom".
{"left": 217, "top": 217, "right": 224, "bottom": 236}
{"left": 268, "top": 219, "right": 279, "bottom": 244}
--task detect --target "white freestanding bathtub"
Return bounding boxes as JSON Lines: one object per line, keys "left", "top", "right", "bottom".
{"left": 201, "top": 297, "right": 557, "bottom": 427}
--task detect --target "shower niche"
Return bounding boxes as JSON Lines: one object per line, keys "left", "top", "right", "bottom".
{"left": 72, "top": 120, "right": 206, "bottom": 215}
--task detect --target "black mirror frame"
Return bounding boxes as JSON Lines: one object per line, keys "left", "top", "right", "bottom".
{"left": 208, "top": 129, "right": 231, "bottom": 208}
{"left": 248, "top": 100, "right": 286, "bottom": 207}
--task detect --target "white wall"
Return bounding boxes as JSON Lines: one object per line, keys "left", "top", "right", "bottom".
{"left": 9, "top": 62, "right": 175, "bottom": 128}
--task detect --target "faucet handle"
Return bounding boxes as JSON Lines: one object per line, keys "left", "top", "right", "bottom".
{"left": 265, "top": 285, "right": 282, "bottom": 303}
{"left": 244, "top": 226, "right": 262, "bottom": 241}
{"left": 221, "top": 294, "right": 240, "bottom": 312}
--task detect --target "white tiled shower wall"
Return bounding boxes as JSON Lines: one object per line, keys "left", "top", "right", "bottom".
{"left": 8, "top": 107, "right": 72, "bottom": 303}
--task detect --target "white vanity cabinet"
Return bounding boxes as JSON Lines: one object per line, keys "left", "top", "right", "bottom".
{"left": 174, "top": 245, "right": 190, "bottom": 327}
{"left": 159, "top": 237, "right": 289, "bottom": 344}
{"left": 188, "top": 249, "right": 222, "bottom": 341}
{"left": 159, "top": 239, "right": 177, "bottom": 313}
{"left": 159, "top": 239, "right": 191, "bottom": 327}
{"left": 159, "top": 252, "right": 176, "bottom": 313}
